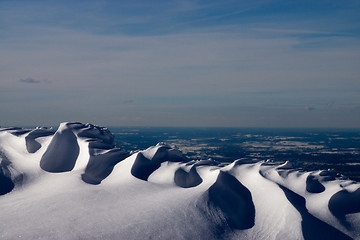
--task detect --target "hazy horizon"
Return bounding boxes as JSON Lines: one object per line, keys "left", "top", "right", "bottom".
{"left": 1, "top": 0, "right": 359, "bottom": 128}
{"left": 2, "top": 123, "right": 360, "bottom": 130}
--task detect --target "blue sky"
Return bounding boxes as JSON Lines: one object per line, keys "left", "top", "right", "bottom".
{"left": 1, "top": 0, "right": 360, "bottom": 127}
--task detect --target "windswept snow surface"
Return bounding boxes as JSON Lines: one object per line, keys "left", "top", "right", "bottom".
{"left": 0, "top": 122, "right": 359, "bottom": 240}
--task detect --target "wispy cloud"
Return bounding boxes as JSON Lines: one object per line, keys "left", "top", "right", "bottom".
{"left": 19, "top": 78, "right": 41, "bottom": 84}
{"left": 123, "top": 100, "right": 135, "bottom": 104}
{"left": 254, "top": 28, "right": 332, "bottom": 35}
{"left": 18, "top": 78, "right": 51, "bottom": 84}
{"left": 304, "top": 106, "right": 315, "bottom": 111}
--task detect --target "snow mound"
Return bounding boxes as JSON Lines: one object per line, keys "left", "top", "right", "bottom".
{"left": 0, "top": 122, "right": 359, "bottom": 240}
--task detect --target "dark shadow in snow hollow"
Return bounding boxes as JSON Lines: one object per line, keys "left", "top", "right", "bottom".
{"left": 174, "top": 166, "right": 202, "bottom": 188}
{"left": 329, "top": 188, "right": 360, "bottom": 231}
{"left": 278, "top": 184, "right": 352, "bottom": 240}
{"left": 131, "top": 146, "right": 186, "bottom": 181}
{"left": 40, "top": 127, "right": 79, "bottom": 172}
{"left": 306, "top": 175, "right": 325, "bottom": 194}
{"left": 25, "top": 128, "right": 55, "bottom": 153}
{"left": 81, "top": 148, "right": 129, "bottom": 185}
{"left": 199, "top": 171, "right": 255, "bottom": 237}
{"left": 0, "top": 151, "right": 15, "bottom": 195}
{"left": 131, "top": 152, "right": 161, "bottom": 181}
{"left": 77, "top": 123, "right": 130, "bottom": 184}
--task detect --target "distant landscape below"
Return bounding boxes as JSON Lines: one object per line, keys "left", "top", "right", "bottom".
{"left": 110, "top": 127, "right": 360, "bottom": 182}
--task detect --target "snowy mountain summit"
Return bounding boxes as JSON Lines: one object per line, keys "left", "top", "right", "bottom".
{"left": 0, "top": 122, "right": 359, "bottom": 239}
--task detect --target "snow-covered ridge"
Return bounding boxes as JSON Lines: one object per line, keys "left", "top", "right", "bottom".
{"left": 0, "top": 122, "right": 359, "bottom": 239}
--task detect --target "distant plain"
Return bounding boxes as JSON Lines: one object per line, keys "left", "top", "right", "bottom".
{"left": 110, "top": 127, "right": 360, "bottom": 181}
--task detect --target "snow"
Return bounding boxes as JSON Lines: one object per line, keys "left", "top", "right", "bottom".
{"left": 0, "top": 122, "right": 359, "bottom": 240}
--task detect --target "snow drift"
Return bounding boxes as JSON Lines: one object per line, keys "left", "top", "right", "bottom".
{"left": 0, "top": 122, "right": 359, "bottom": 240}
